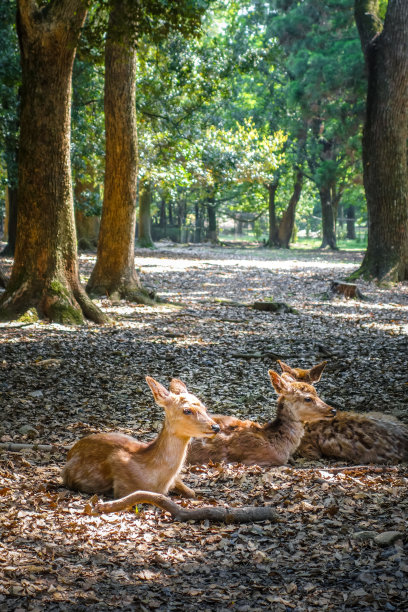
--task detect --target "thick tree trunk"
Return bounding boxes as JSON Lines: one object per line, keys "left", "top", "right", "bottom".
{"left": 266, "top": 181, "right": 279, "bottom": 247}
{"left": 0, "top": 0, "right": 106, "bottom": 324}
{"left": 278, "top": 170, "right": 303, "bottom": 248}
{"left": 319, "top": 185, "right": 337, "bottom": 249}
{"left": 137, "top": 181, "right": 154, "bottom": 248}
{"left": 87, "top": 2, "right": 153, "bottom": 303}
{"left": 353, "top": 0, "right": 408, "bottom": 281}
{"left": 2, "top": 185, "right": 18, "bottom": 256}
{"left": 346, "top": 205, "right": 356, "bottom": 240}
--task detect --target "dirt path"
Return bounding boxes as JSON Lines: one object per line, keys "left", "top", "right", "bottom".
{"left": 1, "top": 245, "right": 407, "bottom": 610}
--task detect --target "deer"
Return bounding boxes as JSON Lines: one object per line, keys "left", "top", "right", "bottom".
{"left": 186, "top": 371, "right": 336, "bottom": 466}
{"left": 62, "top": 377, "right": 220, "bottom": 499}
{"left": 278, "top": 360, "right": 408, "bottom": 463}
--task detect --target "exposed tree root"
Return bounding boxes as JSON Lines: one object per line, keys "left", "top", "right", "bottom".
{"left": 91, "top": 490, "right": 277, "bottom": 523}
{"left": 0, "top": 279, "right": 108, "bottom": 324}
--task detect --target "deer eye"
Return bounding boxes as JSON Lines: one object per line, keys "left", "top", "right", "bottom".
{"left": 183, "top": 408, "right": 193, "bottom": 415}
{"left": 304, "top": 397, "right": 312, "bottom": 403}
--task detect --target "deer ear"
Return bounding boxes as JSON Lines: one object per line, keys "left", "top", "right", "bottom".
{"left": 169, "top": 379, "right": 188, "bottom": 395}
{"left": 309, "top": 361, "right": 327, "bottom": 383}
{"left": 268, "top": 370, "right": 291, "bottom": 394}
{"left": 278, "top": 360, "right": 292, "bottom": 374}
{"left": 146, "top": 376, "right": 170, "bottom": 405}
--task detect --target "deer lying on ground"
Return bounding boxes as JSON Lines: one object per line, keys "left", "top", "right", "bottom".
{"left": 187, "top": 371, "right": 336, "bottom": 466}
{"left": 63, "top": 377, "right": 220, "bottom": 499}
{"left": 279, "top": 361, "right": 408, "bottom": 464}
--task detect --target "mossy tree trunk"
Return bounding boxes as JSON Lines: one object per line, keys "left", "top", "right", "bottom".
{"left": 0, "top": 0, "right": 107, "bottom": 324}
{"left": 87, "top": 2, "right": 153, "bottom": 304}
{"left": 278, "top": 170, "right": 303, "bottom": 248}
{"left": 137, "top": 181, "right": 155, "bottom": 248}
{"left": 353, "top": 0, "right": 408, "bottom": 281}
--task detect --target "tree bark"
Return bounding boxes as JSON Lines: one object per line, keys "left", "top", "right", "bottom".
{"left": 266, "top": 181, "right": 279, "bottom": 247}
{"left": 1, "top": 185, "right": 18, "bottom": 256}
{"left": 206, "top": 196, "right": 218, "bottom": 243}
{"left": 278, "top": 170, "right": 303, "bottom": 248}
{"left": 137, "top": 181, "right": 155, "bottom": 248}
{"left": 87, "top": 2, "right": 153, "bottom": 303}
{"left": 92, "top": 490, "right": 277, "bottom": 524}
{"left": 353, "top": 0, "right": 408, "bottom": 281}
{"left": 0, "top": 0, "right": 106, "bottom": 324}
{"left": 319, "top": 185, "right": 337, "bottom": 249}
{"left": 346, "top": 205, "right": 356, "bottom": 240}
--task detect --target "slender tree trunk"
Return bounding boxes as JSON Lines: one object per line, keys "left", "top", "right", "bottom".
{"left": 206, "top": 198, "right": 218, "bottom": 243}
{"left": 353, "top": 0, "right": 408, "bottom": 281}
{"left": 194, "top": 201, "right": 202, "bottom": 243}
{"left": 87, "top": 2, "right": 153, "bottom": 303}
{"left": 319, "top": 185, "right": 337, "bottom": 249}
{"left": 0, "top": 0, "right": 106, "bottom": 324}
{"left": 159, "top": 195, "right": 167, "bottom": 229}
{"left": 278, "top": 170, "right": 303, "bottom": 248}
{"left": 137, "top": 181, "right": 154, "bottom": 248}
{"left": 2, "top": 185, "right": 17, "bottom": 256}
{"left": 346, "top": 205, "right": 356, "bottom": 240}
{"left": 168, "top": 201, "right": 174, "bottom": 225}
{"left": 265, "top": 181, "right": 279, "bottom": 247}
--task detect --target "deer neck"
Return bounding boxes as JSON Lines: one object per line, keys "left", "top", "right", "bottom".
{"left": 265, "top": 397, "right": 304, "bottom": 439}
{"left": 143, "top": 421, "right": 190, "bottom": 487}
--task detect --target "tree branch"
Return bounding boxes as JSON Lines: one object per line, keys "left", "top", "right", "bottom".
{"left": 92, "top": 491, "right": 277, "bottom": 524}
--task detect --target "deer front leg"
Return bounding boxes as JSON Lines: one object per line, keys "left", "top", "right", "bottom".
{"left": 172, "top": 477, "right": 195, "bottom": 498}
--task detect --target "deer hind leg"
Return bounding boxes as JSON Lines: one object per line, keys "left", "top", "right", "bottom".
{"left": 172, "top": 477, "right": 195, "bottom": 498}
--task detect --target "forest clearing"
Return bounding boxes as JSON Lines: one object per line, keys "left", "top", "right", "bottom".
{"left": 1, "top": 244, "right": 407, "bottom": 611}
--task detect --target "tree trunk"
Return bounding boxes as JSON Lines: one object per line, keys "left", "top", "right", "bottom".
{"left": 0, "top": 0, "right": 106, "bottom": 324}
{"left": 206, "top": 198, "right": 218, "bottom": 243}
{"left": 159, "top": 195, "right": 167, "bottom": 229}
{"left": 2, "top": 185, "right": 18, "bottom": 256}
{"left": 87, "top": 2, "right": 153, "bottom": 303}
{"left": 319, "top": 185, "right": 337, "bottom": 249}
{"left": 353, "top": 0, "right": 408, "bottom": 281}
{"left": 194, "top": 201, "right": 202, "bottom": 242}
{"left": 137, "top": 181, "right": 154, "bottom": 248}
{"left": 278, "top": 170, "right": 303, "bottom": 248}
{"left": 346, "top": 205, "right": 356, "bottom": 240}
{"left": 266, "top": 181, "right": 279, "bottom": 247}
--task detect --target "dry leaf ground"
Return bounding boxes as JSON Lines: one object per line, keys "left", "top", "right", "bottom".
{"left": 0, "top": 243, "right": 407, "bottom": 611}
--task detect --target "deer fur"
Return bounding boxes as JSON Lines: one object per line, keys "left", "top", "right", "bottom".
{"left": 62, "top": 377, "right": 220, "bottom": 499}
{"left": 187, "top": 371, "right": 336, "bottom": 466}
{"left": 279, "top": 361, "right": 408, "bottom": 463}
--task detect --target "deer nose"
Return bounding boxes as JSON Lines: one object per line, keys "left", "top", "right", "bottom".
{"left": 330, "top": 408, "right": 337, "bottom": 416}
{"left": 211, "top": 424, "right": 220, "bottom": 433}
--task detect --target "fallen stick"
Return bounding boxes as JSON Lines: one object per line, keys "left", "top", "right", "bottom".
{"left": 92, "top": 491, "right": 277, "bottom": 524}
{"left": 295, "top": 465, "right": 400, "bottom": 474}
{"left": 0, "top": 442, "right": 68, "bottom": 452}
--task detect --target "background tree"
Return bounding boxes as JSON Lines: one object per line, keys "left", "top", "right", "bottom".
{"left": 0, "top": 1, "right": 20, "bottom": 256}
{"left": 353, "top": 0, "right": 408, "bottom": 281}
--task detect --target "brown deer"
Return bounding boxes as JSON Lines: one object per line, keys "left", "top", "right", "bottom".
{"left": 62, "top": 377, "right": 220, "bottom": 499}
{"left": 279, "top": 360, "right": 408, "bottom": 463}
{"left": 278, "top": 360, "right": 327, "bottom": 384}
{"left": 187, "top": 371, "right": 336, "bottom": 466}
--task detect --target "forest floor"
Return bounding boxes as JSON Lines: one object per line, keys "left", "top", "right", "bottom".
{"left": 0, "top": 242, "right": 407, "bottom": 611}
